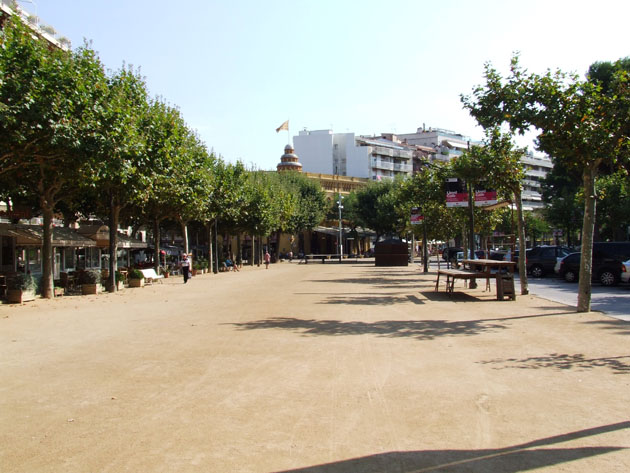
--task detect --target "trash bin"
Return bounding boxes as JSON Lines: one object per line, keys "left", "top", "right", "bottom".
{"left": 374, "top": 239, "right": 408, "bottom": 267}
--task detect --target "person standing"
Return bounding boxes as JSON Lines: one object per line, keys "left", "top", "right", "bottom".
{"left": 264, "top": 251, "right": 271, "bottom": 269}
{"left": 181, "top": 253, "right": 191, "bottom": 283}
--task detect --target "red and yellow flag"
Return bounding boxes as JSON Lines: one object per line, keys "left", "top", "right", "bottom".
{"left": 275, "top": 120, "right": 289, "bottom": 133}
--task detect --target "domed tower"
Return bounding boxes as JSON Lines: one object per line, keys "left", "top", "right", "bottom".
{"left": 276, "top": 144, "right": 303, "bottom": 172}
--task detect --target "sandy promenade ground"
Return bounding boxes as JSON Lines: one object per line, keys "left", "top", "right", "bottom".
{"left": 1, "top": 261, "right": 629, "bottom": 472}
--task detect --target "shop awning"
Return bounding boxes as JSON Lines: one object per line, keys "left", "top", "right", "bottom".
{"left": 0, "top": 224, "right": 97, "bottom": 247}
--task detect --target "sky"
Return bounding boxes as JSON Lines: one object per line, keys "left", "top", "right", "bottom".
{"left": 17, "top": 0, "right": 630, "bottom": 170}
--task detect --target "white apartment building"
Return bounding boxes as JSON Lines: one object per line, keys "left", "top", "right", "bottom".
{"left": 520, "top": 151, "right": 553, "bottom": 210}
{"left": 395, "top": 126, "right": 477, "bottom": 163}
{"left": 293, "top": 130, "right": 413, "bottom": 181}
{"left": 395, "top": 126, "right": 553, "bottom": 210}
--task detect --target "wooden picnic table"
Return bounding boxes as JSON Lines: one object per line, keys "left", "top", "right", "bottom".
{"left": 435, "top": 259, "right": 516, "bottom": 301}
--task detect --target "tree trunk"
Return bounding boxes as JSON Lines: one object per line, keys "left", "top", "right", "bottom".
{"left": 41, "top": 204, "right": 55, "bottom": 299}
{"left": 577, "top": 164, "right": 599, "bottom": 312}
{"left": 208, "top": 222, "right": 214, "bottom": 273}
{"left": 514, "top": 189, "right": 529, "bottom": 295}
{"left": 237, "top": 234, "right": 242, "bottom": 266}
{"left": 180, "top": 220, "right": 189, "bottom": 255}
{"left": 108, "top": 199, "right": 121, "bottom": 292}
{"left": 153, "top": 218, "right": 161, "bottom": 274}
{"left": 213, "top": 220, "right": 219, "bottom": 274}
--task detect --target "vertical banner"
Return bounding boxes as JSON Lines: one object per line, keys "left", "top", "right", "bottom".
{"left": 410, "top": 206, "right": 424, "bottom": 225}
{"left": 474, "top": 184, "right": 498, "bottom": 207}
{"left": 446, "top": 178, "right": 468, "bottom": 207}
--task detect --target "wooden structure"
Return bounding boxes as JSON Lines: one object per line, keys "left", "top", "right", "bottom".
{"left": 435, "top": 259, "right": 517, "bottom": 301}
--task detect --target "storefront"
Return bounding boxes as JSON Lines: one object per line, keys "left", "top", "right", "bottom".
{"left": 0, "top": 223, "right": 97, "bottom": 278}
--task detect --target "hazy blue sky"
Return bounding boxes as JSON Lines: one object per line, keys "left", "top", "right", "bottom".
{"left": 19, "top": 0, "right": 630, "bottom": 169}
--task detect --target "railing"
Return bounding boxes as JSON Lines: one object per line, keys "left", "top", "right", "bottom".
{"left": 393, "top": 163, "right": 413, "bottom": 172}
{"left": 371, "top": 158, "right": 394, "bottom": 171}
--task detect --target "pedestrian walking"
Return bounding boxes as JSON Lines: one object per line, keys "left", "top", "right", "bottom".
{"left": 264, "top": 251, "right": 271, "bottom": 269}
{"left": 181, "top": 253, "right": 191, "bottom": 283}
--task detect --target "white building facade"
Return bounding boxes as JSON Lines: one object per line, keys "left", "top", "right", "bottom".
{"left": 520, "top": 151, "right": 554, "bottom": 210}
{"left": 395, "top": 126, "right": 476, "bottom": 163}
{"left": 294, "top": 130, "right": 413, "bottom": 181}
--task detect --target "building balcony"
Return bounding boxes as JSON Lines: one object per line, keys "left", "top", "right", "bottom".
{"left": 525, "top": 169, "right": 547, "bottom": 178}
{"left": 393, "top": 163, "right": 413, "bottom": 173}
{"left": 371, "top": 158, "right": 394, "bottom": 171}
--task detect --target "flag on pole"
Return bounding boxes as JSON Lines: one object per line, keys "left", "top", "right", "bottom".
{"left": 276, "top": 120, "right": 289, "bottom": 133}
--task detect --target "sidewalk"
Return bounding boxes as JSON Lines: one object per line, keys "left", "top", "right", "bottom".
{"left": 1, "top": 262, "right": 628, "bottom": 472}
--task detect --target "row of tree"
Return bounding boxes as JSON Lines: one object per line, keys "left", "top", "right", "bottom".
{"left": 0, "top": 17, "right": 328, "bottom": 298}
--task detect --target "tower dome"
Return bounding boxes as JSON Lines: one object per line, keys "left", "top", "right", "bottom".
{"left": 276, "top": 144, "right": 303, "bottom": 172}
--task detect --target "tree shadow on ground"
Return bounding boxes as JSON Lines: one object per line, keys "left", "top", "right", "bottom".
{"left": 230, "top": 317, "right": 506, "bottom": 340}
{"left": 274, "top": 421, "right": 630, "bottom": 473}
{"left": 478, "top": 353, "right": 630, "bottom": 374}
{"left": 584, "top": 319, "right": 630, "bottom": 335}
{"left": 316, "top": 293, "right": 422, "bottom": 305}
{"left": 420, "top": 291, "right": 488, "bottom": 303}
{"left": 308, "top": 277, "right": 414, "bottom": 286}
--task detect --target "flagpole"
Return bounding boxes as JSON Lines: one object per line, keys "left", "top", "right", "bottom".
{"left": 286, "top": 119, "right": 290, "bottom": 145}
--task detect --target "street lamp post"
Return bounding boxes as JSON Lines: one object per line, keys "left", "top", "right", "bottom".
{"left": 338, "top": 193, "right": 343, "bottom": 262}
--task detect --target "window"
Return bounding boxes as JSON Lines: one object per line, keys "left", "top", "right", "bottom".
{"left": 64, "top": 247, "right": 75, "bottom": 270}
{"left": 25, "top": 248, "right": 42, "bottom": 273}
{"left": 77, "top": 247, "right": 101, "bottom": 269}
{"left": 1, "top": 236, "right": 14, "bottom": 269}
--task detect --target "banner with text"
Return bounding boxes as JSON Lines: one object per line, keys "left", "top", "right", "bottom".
{"left": 410, "top": 206, "right": 424, "bottom": 225}
{"left": 446, "top": 178, "right": 468, "bottom": 207}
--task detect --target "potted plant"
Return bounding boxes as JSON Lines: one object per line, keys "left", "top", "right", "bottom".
{"left": 7, "top": 273, "right": 38, "bottom": 304}
{"left": 192, "top": 262, "right": 201, "bottom": 276}
{"left": 128, "top": 268, "right": 145, "bottom": 288}
{"left": 114, "top": 271, "right": 125, "bottom": 290}
{"left": 162, "top": 267, "right": 170, "bottom": 278}
{"left": 79, "top": 269, "right": 101, "bottom": 295}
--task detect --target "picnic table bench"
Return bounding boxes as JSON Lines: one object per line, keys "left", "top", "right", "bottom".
{"left": 435, "top": 269, "right": 489, "bottom": 294}
{"left": 140, "top": 268, "right": 164, "bottom": 285}
{"left": 299, "top": 254, "right": 339, "bottom": 264}
{"left": 435, "top": 259, "right": 516, "bottom": 301}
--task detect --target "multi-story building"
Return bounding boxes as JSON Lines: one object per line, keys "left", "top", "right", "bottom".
{"left": 520, "top": 151, "right": 554, "bottom": 210}
{"left": 392, "top": 126, "right": 553, "bottom": 210}
{"left": 0, "top": 1, "right": 70, "bottom": 49}
{"left": 293, "top": 130, "right": 413, "bottom": 181}
{"left": 395, "top": 126, "right": 477, "bottom": 163}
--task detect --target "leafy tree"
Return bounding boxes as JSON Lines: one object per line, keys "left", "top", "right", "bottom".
{"left": 462, "top": 55, "right": 630, "bottom": 311}
{"left": 137, "top": 99, "right": 199, "bottom": 271}
{"left": 207, "top": 161, "right": 248, "bottom": 269}
{"left": 596, "top": 171, "right": 630, "bottom": 241}
{"left": 457, "top": 129, "right": 529, "bottom": 294}
{"left": 354, "top": 180, "right": 401, "bottom": 241}
{"left": 0, "top": 18, "right": 107, "bottom": 297}
{"left": 540, "top": 161, "right": 582, "bottom": 246}
{"left": 276, "top": 171, "right": 328, "bottom": 234}
{"left": 169, "top": 130, "right": 215, "bottom": 256}
{"left": 88, "top": 65, "right": 150, "bottom": 292}
{"left": 524, "top": 212, "right": 551, "bottom": 247}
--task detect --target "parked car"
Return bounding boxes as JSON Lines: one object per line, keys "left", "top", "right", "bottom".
{"left": 557, "top": 243, "right": 630, "bottom": 286}
{"left": 489, "top": 250, "right": 508, "bottom": 261}
{"left": 621, "top": 259, "right": 630, "bottom": 284}
{"left": 442, "top": 247, "right": 463, "bottom": 262}
{"left": 525, "top": 245, "right": 573, "bottom": 278}
{"left": 557, "top": 252, "right": 580, "bottom": 282}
